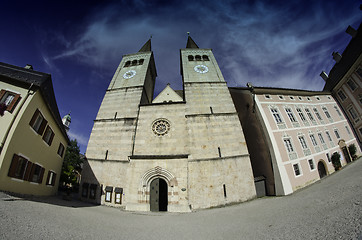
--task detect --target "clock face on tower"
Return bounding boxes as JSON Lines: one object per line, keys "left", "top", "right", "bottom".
{"left": 123, "top": 70, "right": 136, "bottom": 79}
{"left": 194, "top": 65, "right": 209, "bottom": 74}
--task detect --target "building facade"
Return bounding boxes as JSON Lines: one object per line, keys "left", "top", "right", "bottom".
{"left": 81, "top": 37, "right": 256, "bottom": 212}
{"left": 323, "top": 23, "right": 362, "bottom": 149}
{"left": 0, "top": 63, "right": 69, "bottom": 196}
{"left": 230, "top": 87, "right": 360, "bottom": 195}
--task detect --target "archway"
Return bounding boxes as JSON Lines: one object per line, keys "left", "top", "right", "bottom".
{"left": 150, "top": 178, "right": 168, "bottom": 212}
{"left": 317, "top": 161, "right": 327, "bottom": 179}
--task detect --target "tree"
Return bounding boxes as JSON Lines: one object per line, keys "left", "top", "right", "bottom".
{"left": 331, "top": 152, "right": 341, "bottom": 171}
{"left": 348, "top": 144, "right": 357, "bottom": 160}
{"left": 60, "top": 139, "right": 83, "bottom": 189}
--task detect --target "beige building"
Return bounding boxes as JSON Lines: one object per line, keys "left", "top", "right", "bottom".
{"left": 0, "top": 62, "right": 69, "bottom": 196}
{"left": 230, "top": 87, "right": 360, "bottom": 195}
{"left": 81, "top": 37, "right": 256, "bottom": 212}
{"left": 322, "top": 23, "right": 362, "bottom": 149}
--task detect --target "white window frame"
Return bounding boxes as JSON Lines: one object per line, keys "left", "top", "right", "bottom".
{"left": 293, "top": 163, "right": 302, "bottom": 177}
{"left": 285, "top": 107, "right": 297, "bottom": 123}
{"left": 308, "top": 159, "right": 315, "bottom": 170}
{"left": 299, "top": 136, "right": 308, "bottom": 149}
{"left": 270, "top": 107, "right": 283, "bottom": 124}
{"left": 310, "top": 134, "right": 318, "bottom": 146}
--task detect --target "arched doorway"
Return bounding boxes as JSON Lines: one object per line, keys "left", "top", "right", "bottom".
{"left": 318, "top": 161, "right": 327, "bottom": 179}
{"left": 150, "top": 178, "right": 168, "bottom": 212}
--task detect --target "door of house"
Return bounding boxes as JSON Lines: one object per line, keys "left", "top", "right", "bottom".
{"left": 342, "top": 147, "right": 351, "bottom": 163}
{"left": 150, "top": 178, "right": 168, "bottom": 212}
{"left": 318, "top": 161, "right": 327, "bottom": 178}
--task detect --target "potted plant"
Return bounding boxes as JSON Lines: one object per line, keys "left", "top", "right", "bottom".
{"left": 348, "top": 144, "right": 357, "bottom": 160}
{"left": 331, "top": 152, "right": 342, "bottom": 171}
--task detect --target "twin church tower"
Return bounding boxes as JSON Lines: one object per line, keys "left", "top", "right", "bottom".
{"left": 81, "top": 36, "right": 256, "bottom": 212}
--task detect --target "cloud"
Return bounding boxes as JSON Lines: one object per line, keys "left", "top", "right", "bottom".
{"left": 68, "top": 130, "right": 89, "bottom": 150}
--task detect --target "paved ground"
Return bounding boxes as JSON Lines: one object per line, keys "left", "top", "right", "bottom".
{"left": 1, "top": 159, "right": 361, "bottom": 240}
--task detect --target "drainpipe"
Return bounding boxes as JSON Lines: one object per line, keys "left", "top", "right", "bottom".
{"left": 0, "top": 83, "right": 34, "bottom": 155}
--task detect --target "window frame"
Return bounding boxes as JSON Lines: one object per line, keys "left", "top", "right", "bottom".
{"left": 310, "top": 134, "right": 318, "bottom": 146}
{"left": 308, "top": 159, "right": 315, "bottom": 170}
{"left": 29, "top": 109, "right": 48, "bottom": 135}
{"left": 270, "top": 107, "right": 283, "bottom": 123}
{"left": 346, "top": 78, "right": 357, "bottom": 91}
{"left": 298, "top": 136, "right": 308, "bottom": 149}
{"left": 46, "top": 171, "right": 57, "bottom": 186}
{"left": 293, "top": 163, "right": 302, "bottom": 176}
{"left": 0, "top": 89, "right": 21, "bottom": 113}
{"left": 42, "top": 125, "right": 55, "bottom": 146}
{"left": 283, "top": 138, "right": 294, "bottom": 153}
{"left": 285, "top": 107, "right": 297, "bottom": 123}
{"left": 337, "top": 90, "right": 347, "bottom": 101}
{"left": 57, "top": 143, "right": 65, "bottom": 157}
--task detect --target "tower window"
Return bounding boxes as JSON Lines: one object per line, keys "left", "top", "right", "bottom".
{"left": 195, "top": 55, "right": 201, "bottom": 61}
{"left": 202, "top": 55, "right": 209, "bottom": 61}
{"left": 131, "top": 60, "right": 138, "bottom": 66}
{"left": 124, "top": 61, "right": 131, "bottom": 67}
{"left": 188, "top": 55, "right": 194, "bottom": 61}
{"left": 138, "top": 59, "right": 144, "bottom": 65}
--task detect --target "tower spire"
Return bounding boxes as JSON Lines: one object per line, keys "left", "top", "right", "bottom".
{"left": 138, "top": 37, "right": 152, "bottom": 52}
{"left": 186, "top": 32, "right": 199, "bottom": 49}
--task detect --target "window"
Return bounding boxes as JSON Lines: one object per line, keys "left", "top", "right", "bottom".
{"left": 42, "top": 126, "right": 54, "bottom": 146}
{"left": 89, "top": 184, "right": 97, "bottom": 199}
{"left": 326, "top": 153, "right": 331, "bottom": 162}
{"left": 322, "top": 107, "right": 331, "bottom": 119}
{"left": 202, "top": 55, "right": 209, "bottom": 61}
{"left": 278, "top": 96, "right": 284, "bottom": 100}
{"left": 310, "top": 135, "right": 318, "bottom": 146}
{"left": 188, "top": 55, "right": 194, "bottom": 61}
{"left": 298, "top": 136, "right": 308, "bottom": 149}
{"left": 284, "top": 139, "right": 294, "bottom": 152}
{"left": 264, "top": 95, "right": 271, "bottom": 99}
{"left": 82, "top": 183, "right": 89, "bottom": 197}
{"left": 293, "top": 164, "right": 301, "bottom": 176}
{"left": 58, "top": 143, "right": 65, "bottom": 157}
{"left": 105, "top": 186, "right": 113, "bottom": 202}
{"left": 305, "top": 108, "right": 315, "bottom": 121}
{"left": 348, "top": 106, "right": 359, "bottom": 122}
{"left": 307, "top": 97, "right": 311, "bottom": 101}
{"left": 285, "top": 108, "right": 297, "bottom": 122}
{"left": 326, "top": 131, "right": 332, "bottom": 142}
{"left": 296, "top": 108, "right": 306, "bottom": 121}
{"left": 115, "top": 187, "right": 123, "bottom": 204}
{"left": 337, "top": 90, "right": 347, "bottom": 101}
{"left": 131, "top": 60, "right": 138, "bottom": 66}
{"left": 0, "top": 89, "right": 21, "bottom": 113}
{"left": 271, "top": 108, "right": 283, "bottom": 123}
{"left": 334, "top": 129, "right": 340, "bottom": 139}
{"left": 30, "top": 164, "right": 44, "bottom": 183}
{"left": 298, "top": 96, "right": 303, "bottom": 100}
{"left": 313, "top": 108, "right": 323, "bottom": 121}
{"left": 124, "top": 61, "right": 130, "bottom": 67}
{"left": 195, "top": 55, "right": 201, "bottom": 61}
{"left": 46, "top": 171, "right": 56, "bottom": 186}
{"left": 357, "top": 67, "right": 362, "bottom": 78}
{"left": 318, "top": 133, "right": 325, "bottom": 144}
{"left": 345, "top": 126, "right": 351, "bottom": 135}
{"left": 289, "top": 96, "right": 294, "bottom": 100}
{"left": 334, "top": 106, "right": 342, "bottom": 117}
{"left": 138, "top": 59, "right": 144, "bottom": 65}
{"left": 29, "top": 109, "right": 47, "bottom": 135}
{"left": 316, "top": 97, "right": 320, "bottom": 101}
{"left": 8, "top": 154, "right": 29, "bottom": 180}
{"left": 308, "top": 159, "right": 315, "bottom": 170}
{"left": 347, "top": 79, "right": 357, "bottom": 91}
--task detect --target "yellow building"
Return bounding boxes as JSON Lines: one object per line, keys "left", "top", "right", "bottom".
{"left": 0, "top": 62, "right": 69, "bottom": 196}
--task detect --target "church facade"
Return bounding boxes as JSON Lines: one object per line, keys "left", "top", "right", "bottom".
{"left": 80, "top": 37, "right": 256, "bottom": 212}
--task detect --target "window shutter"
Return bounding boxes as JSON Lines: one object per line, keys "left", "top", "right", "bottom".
{"left": 24, "top": 162, "right": 33, "bottom": 181}
{"left": 29, "top": 164, "right": 36, "bottom": 182}
{"left": 38, "top": 119, "right": 48, "bottom": 135}
{"left": 7, "top": 94, "right": 21, "bottom": 113}
{"left": 46, "top": 171, "right": 51, "bottom": 185}
{"left": 7, "top": 154, "right": 19, "bottom": 177}
{"left": 38, "top": 167, "right": 45, "bottom": 184}
{"left": 49, "top": 131, "right": 55, "bottom": 146}
{"left": 0, "top": 89, "right": 6, "bottom": 100}
{"left": 52, "top": 173, "right": 57, "bottom": 186}
{"left": 29, "top": 109, "right": 40, "bottom": 127}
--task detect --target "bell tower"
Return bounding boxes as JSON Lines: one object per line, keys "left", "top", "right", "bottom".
{"left": 85, "top": 39, "right": 157, "bottom": 161}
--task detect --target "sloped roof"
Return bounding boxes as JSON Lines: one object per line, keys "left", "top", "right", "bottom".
{"left": 323, "top": 22, "right": 362, "bottom": 91}
{"left": 138, "top": 39, "right": 152, "bottom": 52}
{"left": 0, "top": 62, "right": 69, "bottom": 143}
{"left": 152, "top": 84, "right": 184, "bottom": 103}
{"left": 186, "top": 36, "right": 199, "bottom": 49}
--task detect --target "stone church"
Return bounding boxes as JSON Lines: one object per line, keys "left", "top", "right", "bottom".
{"left": 80, "top": 36, "right": 256, "bottom": 212}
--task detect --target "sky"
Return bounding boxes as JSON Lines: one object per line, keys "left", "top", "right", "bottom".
{"left": 1, "top": 0, "right": 361, "bottom": 153}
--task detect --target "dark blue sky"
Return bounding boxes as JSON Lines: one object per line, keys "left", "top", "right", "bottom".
{"left": 1, "top": 0, "right": 361, "bottom": 153}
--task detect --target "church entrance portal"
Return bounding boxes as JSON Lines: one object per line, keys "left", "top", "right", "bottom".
{"left": 318, "top": 161, "right": 327, "bottom": 179}
{"left": 150, "top": 178, "right": 168, "bottom": 211}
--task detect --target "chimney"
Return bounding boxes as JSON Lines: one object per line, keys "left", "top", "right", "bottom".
{"left": 346, "top": 26, "right": 357, "bottom": 38}
{"left": 320, "top": 71, "right": 328, "bottom": 81}
{"left": 332, "top": 52, "right": 342, "bottom": 63}
{"left": 24, "top": 64, "right": 33, "bottom": 70}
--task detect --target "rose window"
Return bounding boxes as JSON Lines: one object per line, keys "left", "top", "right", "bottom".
{"left": 152, "top": 119, "right": 170, "bottom": 136}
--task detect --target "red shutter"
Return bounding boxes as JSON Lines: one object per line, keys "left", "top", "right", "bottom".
{"left": 46, "top": 171, "right": 51, "bottom": 185}
{"left": 29, "top": 109, "right": 40, "bottom": 127}
{"left": 24, "top": 162, "right": 33, "bottom": 181}
{"left": 38, "top": 167, "right": 45, "bottom": 184}
{"left": 48, "top": 131, "right": 55, "bottom": 146}
{"left": 52, "top": 173, "right": 57, "bottom": 186}
{"left": 0, "top": 89, "right": 6, "bottom": 100}
{"left": 38, "top": 118, "right": 48, "bottom": 135}
{"left": 7, "top": 94, "right": 21, "bottom": 113}
{"left": 7, "top": 154, "right": 19, "bottom": 177}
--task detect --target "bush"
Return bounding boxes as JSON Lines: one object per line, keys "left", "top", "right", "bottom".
{"left": 348, "top": 144, "right": 357, "bottom": 160}
{"left": 331, "top": 152, "right": 341, "bottom": 171}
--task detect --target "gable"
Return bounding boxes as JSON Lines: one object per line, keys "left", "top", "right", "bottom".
{"left": 152, "top": 85, "right": 183, "bottom": 103}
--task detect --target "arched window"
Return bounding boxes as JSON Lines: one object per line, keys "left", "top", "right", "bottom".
{"left": 202, "top": 55, "right": 209, "bottom": 61}
{"left": 188, "top": 55, "right": 194, "bottom": 61}
{"left": 138, "top": 59, "right": 144, "bottom": 65}
{"left": 195, "top": 55, "right": 201, "bottom": 61}
{"left": 124, "top": 61, "right": 131, "bottom": 67}
{"left": 131, "top": 60, "right": 138, "bottom": 66}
